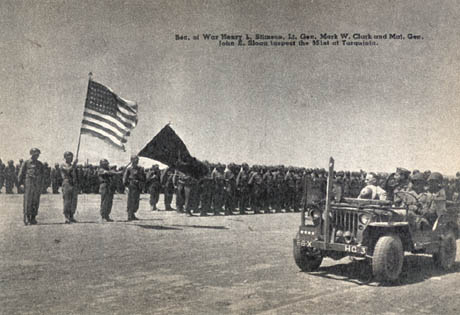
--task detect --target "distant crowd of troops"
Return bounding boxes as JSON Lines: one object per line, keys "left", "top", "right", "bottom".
{"left": 3, "top": 155, "right": 460, "bottom": 220}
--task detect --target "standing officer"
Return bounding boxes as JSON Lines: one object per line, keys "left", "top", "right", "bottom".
{"left": 123, "top": 155, "right": 143, "bottom": 221}
{"left": 60, "top": 151, "right": 79, "bottom": 224}
{"left": 98, "top": 159, "right": 122, "bottom": 222}
{"left": 146, "top": 164, "right": 161, "bottom": 211}
{"left": 18, "top": 148, "right": 44, "bottom": 225}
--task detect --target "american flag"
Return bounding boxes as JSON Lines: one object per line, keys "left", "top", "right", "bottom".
{"left": 80, "top": 79, "right": 138, "bottom": 151}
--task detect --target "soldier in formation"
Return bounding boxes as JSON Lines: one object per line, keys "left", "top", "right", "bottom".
{"left": 18, "top": 148, "right": 44, "bottom": 225}
{"left": 60, "top": 151, "right": 79, "bottom": 224}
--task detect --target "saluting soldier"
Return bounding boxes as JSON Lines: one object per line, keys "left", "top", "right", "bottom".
{"left": 18, "top": 148, "right": 44, "bottom": 225}
{"left": 98, "top": 159, "right": 122, "bottom": 222}
{"left": 60, "top": 151, "right": 79, "bottom": 224}
{"left": 146, "top": 164, "right": 161, "bottom": 211}
{"left": 123, "top": 155, "right": 143, "bottom": 221}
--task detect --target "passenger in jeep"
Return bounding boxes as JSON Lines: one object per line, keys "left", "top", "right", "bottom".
{"left": 358, "top": 172, "right": 387, "bottom": 200}
{"left": 419, "top": 172, "right": 446, "bottom": 226}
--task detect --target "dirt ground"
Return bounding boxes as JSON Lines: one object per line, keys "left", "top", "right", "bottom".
{"left": 1, "top": 193, "right": 460, "bottom": 315}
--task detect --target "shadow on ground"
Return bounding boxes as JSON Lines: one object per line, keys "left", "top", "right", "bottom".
{"left": 136, "top": 224, "right": 182, "bottom": 230}
{"left": 307, "top": 255, "right": 460, "bottom": 286}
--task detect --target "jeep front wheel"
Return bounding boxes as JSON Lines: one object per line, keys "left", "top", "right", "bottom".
{"left": 372, "top": 234, "right": 404, "bottom": 282}
{"left": 293, "top": 241, "right": 323, "bottom": 272}
{"left": 433, "top": 230, "right": 457, "bottom": 270}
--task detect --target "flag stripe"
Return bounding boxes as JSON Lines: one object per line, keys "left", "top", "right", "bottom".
{"left": 81, "top": 120, "right": 126, "bottom": 143}
{"left": 117, "top": 112, "right": 137, "bottom": 128}
{"left": 117, "top": 97, "right": 138, "bottom": 114}
{"left": 84, "top": 108, "right": 131, "bottom": 131}
{"left": 83, "top": 111, "right": 130, "bottom": 134}
{"left": 117, "top": 105, "right": 137, "bottom": 118}
{"left": 81, "top": 127, "right": 125, "bottom": 151}
{"left": 82, "top": 116, "right": 126, "bottom": 138}
{"left": 80, "top": 79, "right": 137, "bottom": 151}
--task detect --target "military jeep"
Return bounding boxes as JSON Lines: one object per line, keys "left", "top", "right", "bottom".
{"left": 293, "top": 158, "right": 459, "bottom": 282}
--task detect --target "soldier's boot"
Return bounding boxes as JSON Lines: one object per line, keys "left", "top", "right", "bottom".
{"left": 24, "top": 214, "right": 29, "bottom": 226}
{"left": 30, "top": 216, "right": 37, "bottom": 225}
{"left": 224, "top": 208, "right": 233, "bottom": 216}
{"left": 214, "top": 208, "right": 221, "bottom": 216}
{"left": 200, "top": 209, "right": 208, "bottom": 216}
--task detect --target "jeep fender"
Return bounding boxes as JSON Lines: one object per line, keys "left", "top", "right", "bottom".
{"left": 363, "top": 224, "right": 412, "bottom": 253}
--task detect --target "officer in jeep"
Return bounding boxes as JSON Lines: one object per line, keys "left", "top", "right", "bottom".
{"left": 358, "top": 172, "right": 387, "bottom": 200}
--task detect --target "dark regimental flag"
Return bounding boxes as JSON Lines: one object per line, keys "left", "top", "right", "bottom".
{"left": 80, "top": 79, "right": 138, "bottom": 151}
{"left": 138, "top": 125, "right": 209, "bottom": 179}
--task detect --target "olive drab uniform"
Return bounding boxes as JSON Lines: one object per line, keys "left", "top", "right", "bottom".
{"left": 123, "top": 165, "right": 143, "bottom": 220}
{"left": 263, "top": 170, "right": 275, "bottom": 213}
{"left": 236, "top": 168, "right": 250, "bottom": 214}
{"left": 60, "top": 161, "right": 79, "bottom": 223}
{"left": 248, "top": 169, "right": 264, "bottom": 214}
{"left": 419, "top": 188, "right": 447, "bottom": 226}
{"left": 161, "top": 168, "right": 175, "bottom": 210}
{"left": 212, "top": 167, "right": 225, "bottom": 215}
{"left": 224, "top": 167, "right": 236, "bottom": 214}
{"left": 18, "top": 159, "right": 44, "bottom": 225}
{"left": 146, "top": 167, "right": 161, "bottom": 210}
{"left": 98, "top": 167, "right": 118, "bottom": 220}
{"left": 284, "top": 171, "right": 296, "bottom": 212}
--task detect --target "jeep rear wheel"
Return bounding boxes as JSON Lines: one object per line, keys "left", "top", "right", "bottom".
{"left": 293, "top": 242, "right": 323, "bottom": 272}
{"left": 433, "top": 230, "right": 457, "bottom": 270}
{"left": 372, "top": 234, "right": 404, "bottom": 282}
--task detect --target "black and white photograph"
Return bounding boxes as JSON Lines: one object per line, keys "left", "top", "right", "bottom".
{"left": 1, "top": 0, "right": 460, "bottom": 314}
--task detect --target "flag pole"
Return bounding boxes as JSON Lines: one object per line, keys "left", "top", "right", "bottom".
{"left": 76, "top": 72, "right": 93, "bottom": 161}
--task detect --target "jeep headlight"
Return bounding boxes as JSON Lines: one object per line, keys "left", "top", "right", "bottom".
{"left": 359, "top": 213, "right": 372, "bottom": 225}
{"left": 310, "top": 209, "right": 322, "bottom": 220}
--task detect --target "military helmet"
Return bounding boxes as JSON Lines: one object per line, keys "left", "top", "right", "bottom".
{"left": 30, "top": 147, "right": 41, "bottom": 155}
{"left": 456, "top": 171, "right": 460, "bottom": 177}
{"left": 63, "top": 151, "right": 73, "bottom": 159}
{"left": 427, "top": 172, "right": 443, "bottom": 182}
{"left": 410, "top": 172, "right": 425, "bottom": 182}
{"left": 100, "top": 159, "right": 109, "bottom": 167}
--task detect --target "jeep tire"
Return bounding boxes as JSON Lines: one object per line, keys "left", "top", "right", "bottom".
{"left": 293, "top": 241, "right": 323, "bottom": 272}
{"left": 372, "top": 234, "right": 404, "bottom": 282}
{"left": 433, "top": 230, "right": 457, "bottom": 270}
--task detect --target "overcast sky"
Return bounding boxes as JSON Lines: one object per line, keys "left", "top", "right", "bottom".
{"left": 1, "top": 0, "right": 459, "bottom": 173}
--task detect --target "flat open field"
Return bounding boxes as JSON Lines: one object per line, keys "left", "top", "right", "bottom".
{"left": 1, "top": 193, "right": 460, "bottom": 314}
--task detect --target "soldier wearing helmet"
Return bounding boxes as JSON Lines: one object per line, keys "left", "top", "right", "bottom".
{"left": 60, "top": 151, "right": 79, "bottom": 223}
{"left": 146, "top": 164, "right": 161, "bottom": 211}
{"left": 123, "top": 155, "right": 143, "bottom": 221}
{"left": 18, "top": 148, "right": 44, "bottom": 225}
{"left": 416, "top": 172, "right": 446, "bottom": 226}
{"left": 98, "top": 159, "right": 123, "bottom": 222}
